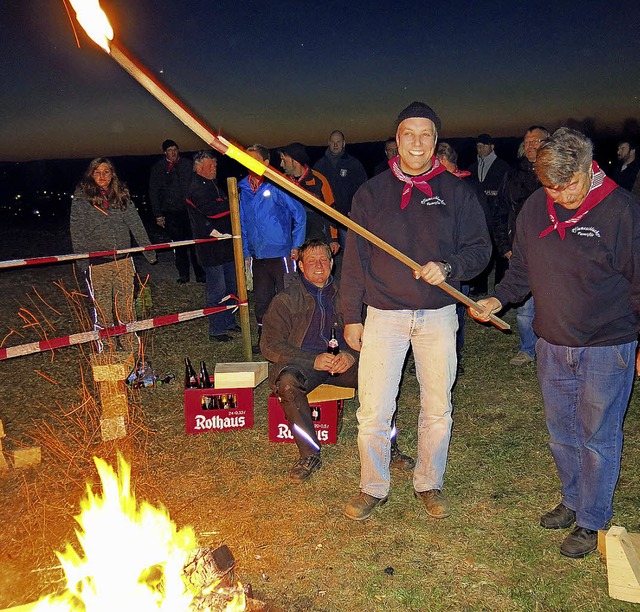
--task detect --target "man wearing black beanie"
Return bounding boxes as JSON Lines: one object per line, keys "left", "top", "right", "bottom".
{"left": 342, "top": 102, "right": 491, "bottom": 521}
{"left": 149, "top": 139, "right": 204, "bottom": 284}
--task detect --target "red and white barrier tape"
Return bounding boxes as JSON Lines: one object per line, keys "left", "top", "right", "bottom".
{"left": 0, "top": 297, "right": 247, "bottom": 361}
{"left": 0, "top": 236, "right": 235, "bottom": 270}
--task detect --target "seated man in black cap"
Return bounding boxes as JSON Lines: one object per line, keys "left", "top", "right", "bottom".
{"left": 261, "top": 239, "right": 415, "bottom": 483}
{"left": 149, "top": 139, "right": 204, "bottom": 283}
{"left": 279, "top": 143, "right": 340, "bottom": 256}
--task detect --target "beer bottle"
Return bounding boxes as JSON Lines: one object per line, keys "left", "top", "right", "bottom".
{"left": 199, "top": 361, "right": 212, "bottom": 388}
{"left": 184, "top": 357, "right": 199, "bottom": 389}
{"left": 327, "top": 325, "right": 339, "bottom": 377}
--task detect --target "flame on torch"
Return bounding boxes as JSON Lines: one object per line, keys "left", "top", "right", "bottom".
{"left": 67, "top": 0, "right": 113, "bottom": 51}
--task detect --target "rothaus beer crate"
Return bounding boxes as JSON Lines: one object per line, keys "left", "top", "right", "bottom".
{"left": 184, "top": 379, "right": 254, "bottom": 435}
{"left": 268, "top": 384, "right": 355, "bottom": 445}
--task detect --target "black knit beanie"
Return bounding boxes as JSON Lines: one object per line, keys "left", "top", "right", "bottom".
{"left": 395, "top": 102, "right": 441, "bottom": 132}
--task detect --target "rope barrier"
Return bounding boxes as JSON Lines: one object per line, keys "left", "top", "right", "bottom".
{"left": 0, "top": 296, "right": 248, "bottom": 361}
{"left": 0, "top": 236, "right": 236, "bottom": 270}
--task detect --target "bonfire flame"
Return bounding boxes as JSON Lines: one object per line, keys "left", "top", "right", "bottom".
{"left": 32, "top": 454, "right": 245, "bottom": 611}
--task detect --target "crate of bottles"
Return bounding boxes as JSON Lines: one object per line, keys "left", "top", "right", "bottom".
{"left": 183, "top": 358, "right": 254, "bottom": 435}
{"left": 185, "top": 384, "right": 254, "bottom": 435}
{"left": 267, "top": 385, "right": 354, "bottom": 445}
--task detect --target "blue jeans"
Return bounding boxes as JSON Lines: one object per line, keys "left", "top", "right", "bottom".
{"left": 204, "top": 261, "right": 237, "bottom": 335}
{"left": 357, "top": 305, "right": 458, "bottom": 498}
{"left": 516, "top": 296, "right": 538, "bottom": 358}
{"left": 536, "top": 338, "right": 636, "bottom": 530}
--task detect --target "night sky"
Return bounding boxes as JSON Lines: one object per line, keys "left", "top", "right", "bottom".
{"left": 2, "top": 0, "right": 639, "bottom": 162}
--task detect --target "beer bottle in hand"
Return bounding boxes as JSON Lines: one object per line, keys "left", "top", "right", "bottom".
{"left": 199, "top": 360, "right": 212, "bottom": 388}
{"left": 327, "top": 326, "right": 339, "bottom": 377}
{"left": 184, "top": 357, "right": 199, "bottom": 389}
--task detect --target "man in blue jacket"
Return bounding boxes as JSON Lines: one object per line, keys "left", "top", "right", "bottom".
{"left": 239, "top": 145, "right": 307, "bottom": 352}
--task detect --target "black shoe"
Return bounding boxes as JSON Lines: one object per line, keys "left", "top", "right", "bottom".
{"left": 289, "top": 454, "right": 322, "bottom": 483}
{"left": 390, "top": 443, "right": 415, "bottom": 472}
{"left": 177, "top": 277, "right": 189, "bottom": 284}
{"left": 560, "top": 526, "right": 598, "bottom": 558}
{"left": 227, "top": 324, "right": 242, "bottom": 333}
{"left": 210, "top": 334, "right": 232, "bottom": 342}
{"left": 195, "top": 276, "right": 206, "bottom": 283}
{"left": 251, "top": 344, "right": 262, "bottom": 355}
{"left": 457, "top": 362, "right": 465, "bottom": 376}
{"left": 540, "top": 502, "right": 576, "bottom": 529}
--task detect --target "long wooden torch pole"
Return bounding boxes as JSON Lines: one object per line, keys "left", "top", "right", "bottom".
{"left": 107, "top": 41, "right": 509, "bottom": 331}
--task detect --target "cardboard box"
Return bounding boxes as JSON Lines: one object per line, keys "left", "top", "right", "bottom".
{"left": 185, "top": 378, "right": 254, "bottom": 434}
{"left": 268, "top": 394, "right": 345, "bottom": 445}
{"left": 213, "top": 362, "right": 268, "bottom": 389}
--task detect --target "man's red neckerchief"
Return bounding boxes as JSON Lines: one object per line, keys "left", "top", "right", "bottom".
{"left": 538, "top": 161, "right": 618, "bottom": 240}
{"left": 389, "top": 156, "right": 447, "bottom": 209}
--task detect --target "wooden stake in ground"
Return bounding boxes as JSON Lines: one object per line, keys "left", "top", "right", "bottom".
{"left": 0, "top": 420, "right": 9, "bottom": 471}
{"left": 227, "top": 177, "right": 252, "bottom": 361}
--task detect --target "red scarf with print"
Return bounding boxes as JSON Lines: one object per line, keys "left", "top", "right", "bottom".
{"left": 389, "top": 156, "right": 447, "bottom": 209}
{"left": 538, "top": 161, "right": 618, "bottom": 239}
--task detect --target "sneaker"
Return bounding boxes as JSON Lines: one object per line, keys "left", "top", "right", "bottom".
{"left": 289, "top": 454, "right": 322, "bottom": 483}
{"left": 390, "top": 443, "right": 415, "bottom": 472}
{"left": 344, "top": 491, "right": 388, "bottom": 521}
{"left": 540, "top": 502, "right": 576, "bottom": 529}
{"left": 210, "top": 334, "right": 232, "bottom": 342}
{"left": 414, "top": 489, "right": 451, "bottom": 518}
{"left": 509, "top": 351, "right": 534, "bottom": 366}
{"left": 560, "top": 526, "right": 598, "bottom": 558}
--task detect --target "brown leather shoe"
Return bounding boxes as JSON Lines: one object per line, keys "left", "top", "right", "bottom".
{"left": 344, "top": 491, "right": 388, "bottom": 521}
{"left": 415, "top": 489, "right": 451, "bottom": 518}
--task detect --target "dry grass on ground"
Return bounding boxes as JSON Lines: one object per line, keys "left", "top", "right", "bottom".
{"left": 0, "top": 227, "right": 639, "bottom": 611}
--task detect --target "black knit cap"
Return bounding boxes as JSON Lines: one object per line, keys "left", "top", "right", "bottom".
{"left": 395, "top": 101, "right": 441, "bottom": 132}
{"left": 162, "top": 139, "right": 178, "bottom": 151}
{"left": 476, "top": 133, "right": 493, "bottom": 145}
{"left": 279, "top": 142, "right": 310, "bottom": 167}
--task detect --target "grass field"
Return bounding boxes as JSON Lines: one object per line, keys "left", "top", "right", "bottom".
{"left": 0, "top": 230, "right": 639, "bottom": 610}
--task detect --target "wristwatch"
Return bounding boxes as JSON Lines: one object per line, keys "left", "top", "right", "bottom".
{"left": 440, "top": 261, "right": 452, "bottom": 278}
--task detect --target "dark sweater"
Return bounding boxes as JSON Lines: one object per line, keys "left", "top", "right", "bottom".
{"left": 314, "top": 150, "right": 368, "bottom": 216}
{"left": 494, "top": 186, "right": 640, "bottom": 347}
{"left": 341, "top": 169, "right": 491, "bottom": 323}
{"left": 186, "top": 174, "right": 233, "bottom": 267}
{"left": 148, "top": 156, "right": 193, "bottom": 216}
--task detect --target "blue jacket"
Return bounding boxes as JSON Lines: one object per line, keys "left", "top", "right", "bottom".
{"left": 238, "top": 177, "right": 306, "bottom": 259}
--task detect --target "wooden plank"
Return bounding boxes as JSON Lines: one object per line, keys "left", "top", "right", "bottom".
{"left": 100, "top": 416, "right": 127, "bottom": 442}
{"left": 91, "top": 352, "right": 135, "bottom": 382}
{"left": 606, "top": 526, "right": 640, "bottom": 603}
{"left": 214, "top": 362, "right": 268, "bottom": 389}
{"left": 308, "top": 384, "right": 355, "bottom": 403}
{"left": 11, "top": 447, "right": 41, "bottom": 468}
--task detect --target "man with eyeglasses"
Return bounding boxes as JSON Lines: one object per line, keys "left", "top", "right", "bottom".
{"left": 492, "top": 126, "right": 549, "bottom": 366}
{"left": 472, "top": 127, "right": 640, "bottom": 559}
